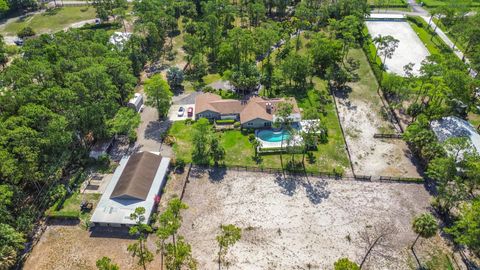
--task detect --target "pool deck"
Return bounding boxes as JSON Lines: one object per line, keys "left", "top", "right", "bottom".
{"left": 256, "top": 120, "right": 319, "bottom": 149}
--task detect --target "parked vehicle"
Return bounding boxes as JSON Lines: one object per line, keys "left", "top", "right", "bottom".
{"left": 187, "top": 107, "right": 193, "bottom": 117}
{"left": 178, "top": 107, "right": 185, "bottom": 117}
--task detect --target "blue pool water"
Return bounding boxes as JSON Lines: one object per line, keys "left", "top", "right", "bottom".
{"left": 257, "top": 129, "right": 290, "bottom": 142}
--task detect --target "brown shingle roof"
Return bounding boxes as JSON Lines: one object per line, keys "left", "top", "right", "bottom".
{"left": 110, "top": 152, "right": 162, "bottom": 201}
{"left": 195, "top": 93, "right": 245, "bottom": 115}
{"left": 195, "top": 93, "right": 300, "bottom": 123}
{"left": 240, "top": 97, "right": 300, "bottom": 124}
{"left": 195, "top": 93, "right": 222, "bottom": 114}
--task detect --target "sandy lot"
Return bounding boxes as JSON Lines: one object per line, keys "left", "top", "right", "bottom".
{"left": 23, "top": 225, "right": 161, "bottom": 270}
{"left": 366, "top": 21, "right": 430, "bottom": 76}
{"left": 179, "top": 168, "right": 431, "bottom": 270}
{"left": 335, "top": 96, "right": 421, "bottom": 177}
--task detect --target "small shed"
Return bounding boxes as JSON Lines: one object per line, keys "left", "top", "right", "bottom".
{"left": 89, "top": 138, "right": 114, "bottom": 160}
{"left": 128, "top": 93, "right": 144, "bottom": 112}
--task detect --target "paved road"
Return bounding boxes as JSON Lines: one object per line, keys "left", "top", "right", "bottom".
{"left": 374, "top": 0, "right": 477, "bottom": 77}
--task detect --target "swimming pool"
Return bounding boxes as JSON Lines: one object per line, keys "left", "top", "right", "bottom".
{"left": 257, "top": 129, "right": 290, "bottom": 142}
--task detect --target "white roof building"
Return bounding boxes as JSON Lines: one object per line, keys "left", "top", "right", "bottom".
{"left": 430, "top": 116, "right": 480, "bottom": 155}
{"left": 90, "top": 151, "right": 170, "bottom": 227}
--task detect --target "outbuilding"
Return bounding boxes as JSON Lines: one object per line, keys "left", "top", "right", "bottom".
{"left": 90, "top": 151, "right": 170, "bottom": 227}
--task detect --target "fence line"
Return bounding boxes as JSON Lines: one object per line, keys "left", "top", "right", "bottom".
{"left": 373, "top": 133, "right": 403, "bottom": 139}
{"left": 189, "top": 164, "right": 424, "bottom": 184}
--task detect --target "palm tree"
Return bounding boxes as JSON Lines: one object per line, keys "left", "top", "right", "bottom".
{"left": 411, "top": 213, "right": 438, "bottom": 250}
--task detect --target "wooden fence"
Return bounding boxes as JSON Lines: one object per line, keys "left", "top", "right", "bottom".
{"left": 373, "top": 133, "right": 403, "bottom": 139}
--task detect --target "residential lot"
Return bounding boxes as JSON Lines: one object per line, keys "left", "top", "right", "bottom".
{"left": 366, "top": 20, "right": 430, "bottom": 76}
{"left": 335, "top": 49, "right": 421, "bottom": 177}
{"left": 179, "top": 168, "right": 432, "bottom": 269}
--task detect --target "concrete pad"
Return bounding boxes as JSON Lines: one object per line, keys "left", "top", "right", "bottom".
{"left": 168, "top": 104, "right": 195, "bottom": 121}
{"left": 366, "top": 21, "right": 430, "bottom": 76}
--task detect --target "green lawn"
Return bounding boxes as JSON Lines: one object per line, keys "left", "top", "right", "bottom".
{"left": 46, "top": 192, "right": 101, "bottom": 223}
{"left": 202, "top": 73, "right": 222, "bottom": 85}
{"left": 407, "top": 17, "right": 454, "bottom": 57}
{"left": 468, "top": 112, "right": 480, "bottom": 129}
{"left": 417, "top": 0, "right": 480, "bottom": 7}
{"left": 1, "top": 7, "right": 97, "bottom": 36}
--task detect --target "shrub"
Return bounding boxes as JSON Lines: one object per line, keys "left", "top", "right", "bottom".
{"left": 164, "top": 135, "right": 176, "bottom": 146}
{"left": 172, "top": 158, "right": 186, "bottom": 172}
{"left": 233, "top": 122, "right": 241, "bottom": 128}
{"left": 203, "top": 86, "right": 215, "bottom": 93}
{"left": 128, "top": 130, "right": 137, "bottom": 143}
{"left": 216, "top": 119, "right": 235, "bottom": 125}
{"left": 185, "top": 118, "right": 193, "bottom": 125}
{"left": 17, "top": 27, "right": 36, "bottom": 38}
{"left": 248, "top": 134, "right": 256, "bottom": 142}
{"left": 333, "top": 166, "right": 345, "bottom": 177}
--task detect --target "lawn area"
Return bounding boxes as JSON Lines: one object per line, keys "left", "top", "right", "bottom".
{"left": 417, "top": 0, "right": 480, "bottom": 7}
{"left": 468, "top": 112, "right": 480, "bottom": 129}
{"left": 407, "top": 18, "right": 451, "bottom": 56}
{"left": 1, "top": 7, "right": 97, "bottom": 36}
{"left": 169, "top": 119, "right": 349, "bottom": 173}
{"left": 46, "top": 192, "right": 101, "bottom": 226}
{"left": 202, "top": 73, "right": 222, "bottom": 84}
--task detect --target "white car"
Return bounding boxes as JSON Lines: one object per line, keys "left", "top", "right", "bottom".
{"left": 177, "top": 107, "right": 185, "bottom": 117}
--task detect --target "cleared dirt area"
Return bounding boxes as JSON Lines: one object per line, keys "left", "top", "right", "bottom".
{"left": 366, "top": 20, "right": 430, "bottom": 76}
{"left": 23, "top": 224, "right": 162, "bottom": 270}
{"left": 179, "top": 168, "right": 431, "bottom": 270}
{"left": 336, "top": 49, "right": 421, "bottom": 177}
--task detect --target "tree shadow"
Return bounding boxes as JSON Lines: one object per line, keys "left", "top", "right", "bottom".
{"left": 208, "top": 167, "right": 227, "bottom": 183}
{"left": 331, "top": 85, "right": 353, "bottom": 99}
{"left": 274, "top": 173, "right": 297, "bottom": 196}
{"left": 89, "top": 226, "right": 136, "bottom": 239}
{"left": 302, "top": 179, "right": 330, "bottom": 205}
{"left": 144, "top": 121, "right": 162, "bottom": 142}
{"left": 144, "top": 120, "right": 171, "bottom": 143}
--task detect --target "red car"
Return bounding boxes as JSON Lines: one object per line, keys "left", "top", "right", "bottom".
{"left": 187, "top": 107, "right": 193, "bottom": 117}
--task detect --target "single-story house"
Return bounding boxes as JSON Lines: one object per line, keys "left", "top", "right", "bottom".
{"left": 90, "top": 151, "right": 170, "bottom": 227}
{"left": 195, "top": 93, "right": 301, "bottom": 128}
{"left": 430, "top": 116, "right": 480, "bottom": 156}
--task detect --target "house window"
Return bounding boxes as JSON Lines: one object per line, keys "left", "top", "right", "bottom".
{"left": 248, "top": 122, "right": 253, "bottom": 126}
{"left": 264, "top": 122, "right": 271, "bottom": 127}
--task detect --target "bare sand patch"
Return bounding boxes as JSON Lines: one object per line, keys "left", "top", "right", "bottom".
{"left": 179, "top": 169, "right": 431, "bottom": 270}
{"left": 336, "top": 96, "right": 421, "bottom": 177}
{"left": 23, "top": 225, "right": 161, "bottom": 270}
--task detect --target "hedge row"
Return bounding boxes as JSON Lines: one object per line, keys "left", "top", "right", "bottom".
{"left": 216, "top": 119, "right": 235, "bottom": 124}
{"left": 368, "top": 4, "right": 408, "bottom": 8}
{"left": 361, "top": 26, "right": 385, "bottom": 85}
